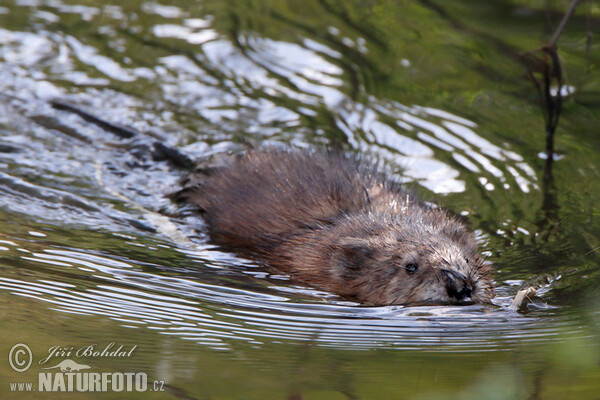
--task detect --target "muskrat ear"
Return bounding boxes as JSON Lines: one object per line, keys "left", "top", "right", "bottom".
{"left": 440, "top": 220, "right": 471, "bottom": 244}
{"left": 336, "top": 237, "right": 372, "bottom": 270}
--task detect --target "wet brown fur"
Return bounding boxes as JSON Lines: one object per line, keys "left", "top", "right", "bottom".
{"left": 176, "top": 148, "right": 494, "bottom": 306}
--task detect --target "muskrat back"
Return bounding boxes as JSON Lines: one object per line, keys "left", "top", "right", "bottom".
{"left": 178, "top": 148, "right": 494, "bottom": 306}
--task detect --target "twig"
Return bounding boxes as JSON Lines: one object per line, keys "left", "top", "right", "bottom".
{"left": 547, "top": 0, "right": 584, "bottom": 49}
{"left": 586, "top": 0, "right": 593, "bottom": 73}
{"left": 523, "top": 0, "right": 583, "bottom": 162}
{"left": 509, "top": 287, "right": 537, "bottom": 311}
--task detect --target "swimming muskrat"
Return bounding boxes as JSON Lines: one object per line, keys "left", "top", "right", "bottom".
{"left": 176, "top": 148, "right": 494, "bottom": 306}
{"left": 42, "top": 99, "right": 494, "bottom": 306}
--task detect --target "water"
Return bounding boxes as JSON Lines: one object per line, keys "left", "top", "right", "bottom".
{"left": 1, "top": 0, "right": 599, "bottom": 398}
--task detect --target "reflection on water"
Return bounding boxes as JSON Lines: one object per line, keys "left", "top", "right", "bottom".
{"left": 0, "top": 1, "right": 537, "bottom": 197}
{"left": 0, "top": 233, "right": 580, "bottom": 352}
{"left": 0, "top": 0, "right": 576, "bottom": 346}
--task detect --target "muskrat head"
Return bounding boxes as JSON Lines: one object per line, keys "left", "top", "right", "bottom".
{"left": 331, "top": 215, "right": 494, "bottom": 306}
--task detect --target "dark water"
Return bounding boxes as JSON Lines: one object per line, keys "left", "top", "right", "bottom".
{"left": 1, "top": 0, "right": 599, "bottom": 398}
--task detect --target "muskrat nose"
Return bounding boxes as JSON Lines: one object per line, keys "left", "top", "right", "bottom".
{"left": 441, "top": 269, "right": 473, "bottom": 302}
{"left": 446, "top": 284, "right": 473, "bottom": 302}
{"left": 453, "top": 286, "right": 472, "bottom": 301}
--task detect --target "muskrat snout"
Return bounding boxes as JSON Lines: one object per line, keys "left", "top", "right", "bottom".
{"left": 441, "top": 268, "right": 475, "bottom": 303}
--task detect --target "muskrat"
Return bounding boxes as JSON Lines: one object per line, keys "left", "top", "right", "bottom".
{"left": 41, "top": 101, "right": 494, "bottom": 305}
{"left": 176, "top": 147, "right": 494, "bottom": 306}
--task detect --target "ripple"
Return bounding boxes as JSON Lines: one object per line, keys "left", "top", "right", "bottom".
{"left": 0, "top": 7, "right": 539, "bottom": 198}
{"left": 0, "top": 238, "right": 580, "bottom": 352}
{"left": 0, "top": 0, "right": 584, "bottom": 357}
{"left": 65, "top": 36, "right": 136, "bottom": 82}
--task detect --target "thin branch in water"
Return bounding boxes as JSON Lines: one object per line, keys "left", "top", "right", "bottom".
{"left": 586, "top": 0, "right": 593, "bottom": 73}
{"left": 547, "top": 0, "right": 584, "bottom": 49}
{"left": 522, "top": 0, "right": 583, "bottom": 163}
{"left": 583, "top": 245, "right": 600, "bottom": 257}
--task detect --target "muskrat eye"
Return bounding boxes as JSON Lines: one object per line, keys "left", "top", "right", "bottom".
{"left": 405, "top": 263, "right": 418, "bottom": 274}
